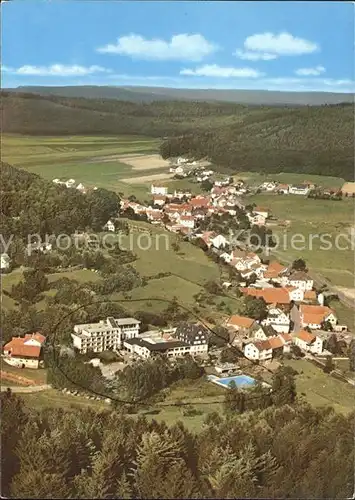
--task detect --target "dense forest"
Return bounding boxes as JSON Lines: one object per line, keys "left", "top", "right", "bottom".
{"left": 0, "top": 161, "right": 120, "bottom": 247}
{"left": 2, "top": 91, "right": 353, "bottom": 179}
{"left": 2, "top": 389, "right": 354, "bottom": 499}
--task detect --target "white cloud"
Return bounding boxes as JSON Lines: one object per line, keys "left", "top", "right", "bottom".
{"left": 96, "top": 33, "right": 218, "bottom": 61}
{"left": 234, "top": 49, "right": 277, "bottom": 61}
{"left": 2, "top": 64, "right": 111, "bottom": 77}
{"left": 234, "top": 32, "right": 319, "bottom": 61}
{"left": 180, "top": 64, "right": 264, "bottom": 78}
{"left": 295, "top": 65, "right": 326, "bottom": 76}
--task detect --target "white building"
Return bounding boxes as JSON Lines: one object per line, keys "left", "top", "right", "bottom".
{"left": 124, "top": 323, "right": 209, "bottom": 359}
{"left": 179, "top": 215, "right": 195, "bottom": 229}
{"left": 0, "top": 253, "right": 11, "bottom": 271}
{"left": 261, "top": 307, "right": 291, "bottom": 333}
{"left": 253, "top": 207, "right": 270, "bottom": 219}
{"left": 300, "top": 305, "right": 337, "bottom": 330}
{"left": 244, "top": 340, "right": 273, "bottom": 362}
{"left": 72, "top": 317, "right": 140, "bottom": 353}
{"left": 104, "top": 220, "right": 115, "bottom": 232}
{"left": 282, "top": 271, "right": 314, "bottom": 291}
{"left": 286, "top": 286, "right": 305, "bottom": 302}
{"left": 66, "top": 179, "right": 76, "bottom": 188}
{"left": 151, "top": 185, "right": 168, "bottom": 196}
{"left": 289, "top": 185, "right": 310, "bottom": 195}
{"left": 293, "top": 330, "right": 324, "bottom": 355}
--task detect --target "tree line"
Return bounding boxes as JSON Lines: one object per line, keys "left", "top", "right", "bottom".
{"left": 2, "top": 382, "right": 354, "bottom": 499}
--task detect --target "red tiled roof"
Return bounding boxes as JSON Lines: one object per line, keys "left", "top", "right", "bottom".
{"left": 300, "top": 305, "right": 335, "bottom": 325}
{"left": 268, "top": 336, "right": 284, "bottom": 349}
{"left": 304, "top": 290, "right": 317, "bottom": 300}
{"left": 226, "top": 315, "right": 255, "bottom": 328}
{"left": 4, "top": 338, "right": 41, "bottom": 358}
{"left": 279, "top": 333, "right": 292, "bottom": 343}
{"left": 24, "top": 332, "right": 46, "bottom": 344}
{"left": 189, "top": 197, "right": 210, "bottom": 207}
{"left": 295, "top": 330, "right": 316, "bottom": 344}
{"left": 253, "top": 339, "right": 272, "bottom": 351}
{"left": 240, "top": 287, "right": 290, "bottom": 304}
{"left": 264, "top": 261, "right": 287, "bottom": 279}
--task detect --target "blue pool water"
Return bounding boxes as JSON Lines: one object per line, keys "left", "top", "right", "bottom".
{"left": 208, "top": 374, "right": 257, "bottom": 388}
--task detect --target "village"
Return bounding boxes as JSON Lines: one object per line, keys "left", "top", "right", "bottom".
{"left": 2, "top": 157, "right": 353, "bottom": 400}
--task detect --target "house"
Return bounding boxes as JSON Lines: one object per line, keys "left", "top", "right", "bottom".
{"left": 123, "top": 337, "right": 193, "bottom": 359}
{"left": 248, "top": 213, "right": 266, "bottom": 226}
{"left": 253, "top": 324, "right": 278, "bottom": 341}
{"left": 225, "top": 315, "right": 256, "bottom": 332}
{"left": 104, "top": 219, "right": 115, "bottom": 232}
{"left": 3, "top": 333, "right": 46, "bottom": 369}
{"left": 146, "top": 210, "right": 163, "bottom": 224}
{"left": 293, "top": 330, "right": 324, "bottom": 354}
{"left": 299, "top": 305, "right": 337, "bottom": 330}
{"left": 66, "top": 179, "right": 76, "bottom": 188}
{"left": 189, "top": 196, "right": 210, "bottom": 209}
{"left": 200, "top": 232, "right": 228, "bottom": 249}
{"left": 152, "top": 195, "right": 167, "bottom": 206}
{"left": 244, "top": 340, "right": 273, "bottom": 362}
{"left": 179, "top": 215, "right": 195, "bottom": 229}
{"left": 285, "top": 286, "right": 304, "bottom": 302}
{"left": 151, "top": 185, "right": 168, "bottom": 196}
{"left": 289, "top": 185, "right": 310, "bottom": 195}
{"left": 253, "top": 207, "right": 270, "bottom": 219}
{"left": 260, "top": 182, "right": 277, "bottom": 192}
{"left": 76, "top": 183, "right": 86, "bottom": 192}
{"left": 173, "top": 322, "right": 209, "bottom": 355}
{"left": 264, "top": 261, "right": 288, "bottom": 280}
{"left": 0, "top": 253, "right": 11, "bottom": 271}
{"left": 72, "top": 317, "right": 141, "bottom": 353}
{"left": 276, "top": 184, "right": 289, "bottom": 194}
{"left": 303, "top": 290, "right": 317, "bottom": 303}
{"left": 173, "top": 190, "right": 192, "bottom": 199}
{"left": 282, "top": 271, "right": 314, "bottom": 291}
{"left": 240, "top": 287, "right": 291, "bottom": 305}
{"left": 261, "top": 306, "right": 291, "bottom": 333}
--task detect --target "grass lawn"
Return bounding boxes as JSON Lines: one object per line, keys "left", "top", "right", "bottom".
{"left": 329, "top": 300, "right": 354, "bottom": 331}
{"left": 248, "top": 193, "right": 354, "bottom": 287}
{"left": 1, "top": 361, "right": 48, "bottom": 384}
{"left": 283, "top": 358, "right": 355, "bottom": 414}
{"left": 143, "top": 377, "right": 225, "bottom": 432}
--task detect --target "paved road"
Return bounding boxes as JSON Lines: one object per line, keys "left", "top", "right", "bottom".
{"left": 290, "top": 304, "right": 301, "bottom": 332}
{"left": 1, "top": 384, "right": 51, "bottom": 393}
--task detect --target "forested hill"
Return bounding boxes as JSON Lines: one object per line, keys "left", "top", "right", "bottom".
{"left": 160, "top": 103, "right": 354, "bottom": 180}
{"left": 2, "top": 91, "right": 353, "bottom": 179}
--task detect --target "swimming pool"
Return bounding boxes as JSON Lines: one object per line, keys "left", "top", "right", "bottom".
{"left": 208, "top": 374, "right": 257, "bottom": 388}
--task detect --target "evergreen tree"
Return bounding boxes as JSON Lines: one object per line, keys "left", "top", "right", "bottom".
{"left": 272, "top": 366, "right": 297, "bottom": 406}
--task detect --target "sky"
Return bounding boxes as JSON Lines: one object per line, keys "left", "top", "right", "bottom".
{"left": 2, "top": 1, "right": 354, "bottom": 92}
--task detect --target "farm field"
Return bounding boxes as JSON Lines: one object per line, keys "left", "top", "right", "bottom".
{"left": 1, "top": 134, "right": 166, "bottom": 198}
{"left": 283, "top": 359, "right": 355, "bottom": 414}
{"left": 249, "top": 193, "right": 355, "bottom": 288}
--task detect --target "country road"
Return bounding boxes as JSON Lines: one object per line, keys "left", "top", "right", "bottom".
{"left": 1, "top": 384, "right": 51, "bottom": 393}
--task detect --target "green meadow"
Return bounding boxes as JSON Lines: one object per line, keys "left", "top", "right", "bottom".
{"left": 249, "top": 193, "right": 354, "bottom": 288}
